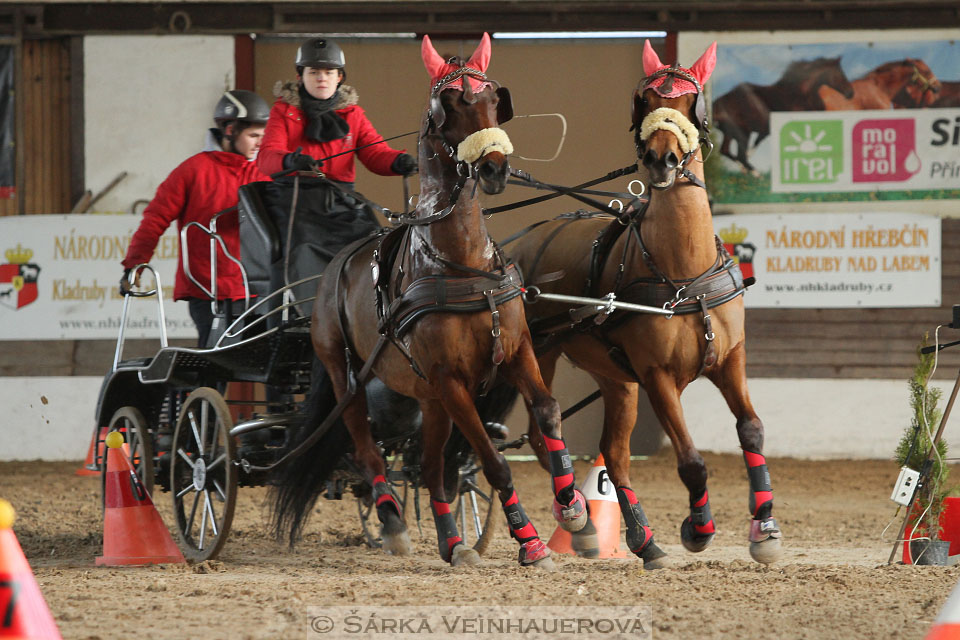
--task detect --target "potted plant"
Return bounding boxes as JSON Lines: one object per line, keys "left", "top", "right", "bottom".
{"left": 895, "top": 333, "right": 952, "bottom": 565}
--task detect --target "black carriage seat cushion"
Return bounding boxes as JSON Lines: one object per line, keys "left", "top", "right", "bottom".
{"left": 238, "top": 182, "right": 281, "bottom": 264}
{"left": 238, "top": 181, "right": 283, "bottom": 299}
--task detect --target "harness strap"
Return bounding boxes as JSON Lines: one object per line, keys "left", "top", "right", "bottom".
{"left": 483, "top": 164, "right": 638, "bottom": 216}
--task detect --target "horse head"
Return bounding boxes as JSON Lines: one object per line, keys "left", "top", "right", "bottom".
{"left": 633, "top": 40, "right": 715, "bottom": 190}
{"left": 904, "top": 58, "right": 941, "bottom": 107}
{"left": 421, "top": 33, "right": 513, "bottom": 195}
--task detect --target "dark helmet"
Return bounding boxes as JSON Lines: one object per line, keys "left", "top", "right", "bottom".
{"left": 213, "top": 90, "right": 270, "bottom": 126}
{"left": 295, "top": 37, "right": 346, "bottom": 71}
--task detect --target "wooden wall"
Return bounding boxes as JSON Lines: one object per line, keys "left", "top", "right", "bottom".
{"left": 0, "top": 37, "right": 73, "bottom": 216}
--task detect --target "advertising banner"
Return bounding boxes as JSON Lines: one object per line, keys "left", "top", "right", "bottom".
{"left": 706, "top": 37, "right": 960, "bottom": 204}
{"left": 718, "top": 212, "right": 940, "bottom": 308}
{"left": 0, "top": 214, "right": 196, "bottom": 340}
{"left": 771, "top": 108, "right": 960, "bottom": 193}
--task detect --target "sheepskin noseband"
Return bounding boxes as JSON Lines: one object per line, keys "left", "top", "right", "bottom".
{"left": 456, "top": 127, "right": 513, "bottom": 163}
{"left": 640, "top": 107, "right": 700, "bottom": 155}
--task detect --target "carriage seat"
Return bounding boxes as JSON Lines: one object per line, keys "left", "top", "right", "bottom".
{"left": 237, "top": 181, "right": 282, "bottom": 300}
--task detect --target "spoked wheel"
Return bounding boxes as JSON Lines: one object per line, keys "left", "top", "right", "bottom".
{"left": 454, "top": 459, "right": 497, "bottom": 555}
{"left": 170, "top": 387, "right": 237, "bottom": 562}
{"left": 101, "top": 407, "right": 155, "bottom": 509}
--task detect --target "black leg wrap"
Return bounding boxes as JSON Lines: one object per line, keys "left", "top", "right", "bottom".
{"left": 616, "top": 486, "right": 661, "bottom": 561}
{"left": 502, "top": 494, "right": 538, "bottom": 544}
{"left": 430, "top": 501, "right": 462, "bottom": 562}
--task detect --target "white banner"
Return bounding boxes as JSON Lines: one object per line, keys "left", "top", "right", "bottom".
{"left": 0, "top": 214, "right": 196, "bottom": 340}
{"left": 718, "top": 212, "right": 941, "bottom": 308}
{"left": 771, "top": 108, "right": 960, "bottom": 193}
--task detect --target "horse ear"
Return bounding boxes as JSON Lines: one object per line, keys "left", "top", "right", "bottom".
{"left": 689, "top": 42, "right": 717, "bottom": 86}
{"left": 467, "top": 32, "right": 492, "bottom": 73}
{"left": 422, "top": 35, "right": 447, "bottom": 79}
{"left": 642, "top": 39, "right": 665, "bottom": 76}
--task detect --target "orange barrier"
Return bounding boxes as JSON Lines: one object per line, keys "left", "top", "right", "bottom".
{"left": 74, "top": 427, "right": 106, "bottom": 476}
{"left": 96, "top": 432, "right": 184, "bottom": 566}
{"left": 927, "top": 577, "right": 960, "bottom": 639}
{"left": 0, "top": 499, "right": 63, "bottom": 639}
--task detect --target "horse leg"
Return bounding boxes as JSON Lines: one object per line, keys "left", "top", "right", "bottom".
{"left": 435, "top": 375, "right": 554, "bottom": 569}
{"left": 323, "top": 353, "right": 411, "bottom": 556}
{"left": 644, "top": 370, "right": 716, "bottom": 560}
{"left": 503, "top": 343, "right": 587, "bottom": 534}
{"left": 587, "top": 374, "right": 668, "bottom": 567}
{"left": 523, "top": 348, "right": 559, "bottom": 473}
{"left": 708, "top": 344, "right": 783, "bottom": 564}
{"left": 418, "top": 399, "right": 481, "bottom": 567}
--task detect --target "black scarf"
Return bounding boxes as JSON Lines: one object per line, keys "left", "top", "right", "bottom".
{"left": 298, "top": 84, "right": 350, "bottom": 143}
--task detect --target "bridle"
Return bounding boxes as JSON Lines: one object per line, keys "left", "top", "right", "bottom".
{"left": 632, "top": 66, "right": 713, "bottom": 190}
{"left": 390, "top": 63, "right": 513, "bottom": 227}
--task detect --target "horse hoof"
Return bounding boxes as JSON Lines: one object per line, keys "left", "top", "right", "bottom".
{"left": 748, "top": 517, "right": 783, "bottom": 564}
{"left": 451, "top": 544, "right": 482, "bottom": 567}
{"left": 518, "top": 539, "right": 552, "bottom": 567}
{"left": 571, "top": 519, "right": 600, "bottom": 559}
{"left": 530, "top": 555, "right": 557, "bottom": 571}
{"left": 553, "top": 489, "right": 588, "bottom": 533}
{"left": 639, "top": 541, "right": 670, "bottom": 570}
{"left": 381, "top": 530, "right": 412, "bottom": 556}
{"left": 680, "top": 516, "right": 715, "bottom": 553}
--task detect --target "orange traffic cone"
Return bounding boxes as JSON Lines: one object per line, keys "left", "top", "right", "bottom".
{"left": 75, "top": 427, "right": 106, "bottom": 476}
{"left": 548, "top": 454, "right": 627, "bottom": 558}
{"left": 96, "top": 432, "right": 185, "bottom": 566}
{"left": 927, "top": 577, "right": 960, "bottom": 639}
{"left": 0, "top": 499, "right": 63, "bottom": 639}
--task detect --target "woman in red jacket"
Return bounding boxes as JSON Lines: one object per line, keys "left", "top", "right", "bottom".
{"left": 257, "top": 37, "right": 417, "bottom": 316}
{"left": 121, "top": 90, "right": 271, "bottom": 347}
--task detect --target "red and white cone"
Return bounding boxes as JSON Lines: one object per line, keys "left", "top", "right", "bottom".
{"left": 548, "top": 455, "right": 626, "bottom": 558}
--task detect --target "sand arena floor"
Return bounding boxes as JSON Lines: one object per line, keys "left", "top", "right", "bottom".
{"left": 2, "top": 452, "right": 958, "bottom": 639}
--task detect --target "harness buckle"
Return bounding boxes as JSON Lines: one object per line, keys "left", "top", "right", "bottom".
{"left": 491, "top": 309, "right": 501, "bottom": 337}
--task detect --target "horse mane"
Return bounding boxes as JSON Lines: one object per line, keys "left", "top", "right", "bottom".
{"left": 867, "top": 59, "right": 914, "bottom": 76}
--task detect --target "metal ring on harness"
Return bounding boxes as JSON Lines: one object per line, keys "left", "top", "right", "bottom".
{"left": 608, "top": 198, "right": 623, "bottom": 212}
{"left": 522, "top": 285, "right": 541, "bottom": 303}
{"left": 628, "top": 179, "right": 646, "bottom": 197}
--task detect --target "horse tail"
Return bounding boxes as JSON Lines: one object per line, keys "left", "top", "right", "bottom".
{"left": 268, "top": 360, "right": 352, "bottom": 547}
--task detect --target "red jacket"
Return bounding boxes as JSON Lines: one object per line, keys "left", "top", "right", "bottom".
{"left": 257, "top": 83, "right": 403, "bottom": 180}
{"left": 122, "top": 151, "right": 268, "bottom": 301}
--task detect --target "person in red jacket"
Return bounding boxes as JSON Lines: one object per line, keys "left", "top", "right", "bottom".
{"left": 258, "top": 37, "right": 417, "bottom": 182}
{"left": 121, "top": 90, "right": 271, "bottom": 347}
{"left": 257, "top": 37, "right": 418, "bottom": 317}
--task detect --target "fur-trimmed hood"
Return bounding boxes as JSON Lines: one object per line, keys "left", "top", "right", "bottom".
{"left": 272, "top": 81, "right": 359, "bottom": 109}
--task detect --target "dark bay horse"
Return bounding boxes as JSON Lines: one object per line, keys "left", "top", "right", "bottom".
{"left": 713, "top": 57, "right": 854, "bottom": 173}
{"left": 488, "top": 40, "right": 783, "bottom": 567}
{"left": 820, "top": 58, "right": 941, "bottom": 110}
{"left": 269, "top": 33, "right": 586, "bottom": 568}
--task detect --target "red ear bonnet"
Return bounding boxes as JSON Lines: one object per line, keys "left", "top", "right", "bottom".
{"left": 421, "top": 32, "right": 492, "bottom": 93}
{"left": 641, "top": 39, "right": 717, "bottom": 99}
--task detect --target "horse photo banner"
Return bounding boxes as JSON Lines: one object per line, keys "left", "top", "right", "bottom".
{"left": 0, "top": 214, "right": 196, "bottom": 340}
{"left": 705, "top": 37, "right": 960, "bottom": 204}
{"left": 718, "top": 212, "right": 940, "bottom": 308}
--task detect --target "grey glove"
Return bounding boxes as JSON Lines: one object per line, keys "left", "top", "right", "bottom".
{"left": 391, "top": 153, "right": 418, "bottom": 176}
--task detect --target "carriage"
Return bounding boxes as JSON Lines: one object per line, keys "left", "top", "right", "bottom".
{"left": 84, "top": 177, "right": 508, "bottom": 562}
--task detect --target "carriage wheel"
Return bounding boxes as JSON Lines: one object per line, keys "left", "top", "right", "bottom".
{"left": 170, "top": 387, "right": 238, "bottom": 562}
{"left": 101, "top": 407, "right": 155, "bottom": 510}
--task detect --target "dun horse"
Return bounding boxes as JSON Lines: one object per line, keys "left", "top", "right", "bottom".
{"left": 713, "top": 57, "right": 854, "bottom": 173}
{"left": 820, "top": 58, "right": 941, "bottom": 110}
{"left": 269, "top": 34, "right": 587, "bottom": 568}
{"left": 486, "top": 41, "right": 782, "bottom": 567}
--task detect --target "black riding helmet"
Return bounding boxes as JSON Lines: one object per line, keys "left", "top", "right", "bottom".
{"left": 213, "top": 90, "right": 270, "bottom": 126}
{"left": 295, "top": 37, "right": 347, "bottom": 82}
